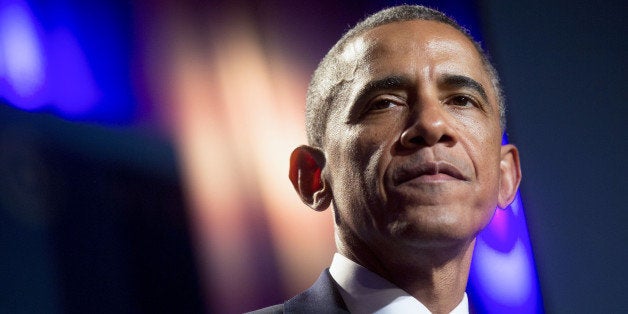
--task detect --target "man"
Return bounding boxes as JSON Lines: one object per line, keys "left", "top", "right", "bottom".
{"left": 252, "top": 5, "right": 521, "bottom": 314}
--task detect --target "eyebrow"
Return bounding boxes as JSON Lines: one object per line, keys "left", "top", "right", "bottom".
{"left": 438, "top": 74, "right": 489, "bottom": 104}
{"left": 364, "top": 75, "right": 413, "bottom": 92}
{"left": 353, "top": 75, "right": 412, "bottom": 105}
{"left": 347, "top": 75, "right": 412, "bottom": 122}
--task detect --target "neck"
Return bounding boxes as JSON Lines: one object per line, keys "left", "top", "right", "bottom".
{"left": 338, "top": 236, "right": 475, "bottom": 314}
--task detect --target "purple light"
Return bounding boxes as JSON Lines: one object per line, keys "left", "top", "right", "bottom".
{"left": 469, "top": 193, "right": 542, "bottom": 312}
{"left": 474, "top": 236, "right": 534, "bottom": 306}
{"left": 487, "top": 208, "right": 509, "bottom": 243}
{"left": 0, "top": 0, "right": 46, "bottom": 109}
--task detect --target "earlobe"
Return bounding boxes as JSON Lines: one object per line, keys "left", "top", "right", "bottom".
{"left": 497, "top": 144, "right": 522, "bottom": 209}
{"left": 289, "top": 145, "right": 332, "bottom": 211}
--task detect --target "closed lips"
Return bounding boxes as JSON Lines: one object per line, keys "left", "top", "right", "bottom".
{"left": 392, "top": 161, "right": 468, "bottom": 185}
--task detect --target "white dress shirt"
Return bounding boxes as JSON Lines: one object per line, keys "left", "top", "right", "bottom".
{"left": 329, "top": 253, "right": 469, "bottom": 314}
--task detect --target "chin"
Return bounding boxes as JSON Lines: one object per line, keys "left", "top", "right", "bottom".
{"left": 384, "top": 213, "right": 480, "bottom": 249}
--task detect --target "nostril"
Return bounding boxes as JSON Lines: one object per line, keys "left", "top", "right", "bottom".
{"left": 438, "top": 134, "right": 453, "bottom": 142}
{"left": 405, "top": 133, "right": 454, "bottom": 148}
{"left": 409, "top": 136, "right": 426, "bottom": 145}
{"left": 439, "top": 134, "right": 455, "bottom": 145}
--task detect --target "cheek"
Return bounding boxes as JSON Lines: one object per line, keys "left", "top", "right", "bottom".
{"left": 332, "top": 123, "right": 395, "bottom": 176}
{"left": 469, "top": 140, "right": 503, "bottom": 211}
{"left": 350, "top": 126, "right": 396, "bottom": 186}
{"left": 326, "top": 126, "right": 395, "bottom": 228}
{"left": 456, "top": 115, "right": 501, "bottom": 172}
{"left": 455, "top": 120, "right": 503, "bottom": 202}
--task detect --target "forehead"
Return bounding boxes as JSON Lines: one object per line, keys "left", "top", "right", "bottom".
{"left": 338, "top": 20, "right": 494, "bottom": 100}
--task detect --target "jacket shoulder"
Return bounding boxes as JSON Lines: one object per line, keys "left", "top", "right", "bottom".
{"left": 246, "top": 303, "right": 284, "bottom": 314}
{"left": 247, "top": 269, "right": 348, "bottom": 314}
{"left": 284, "top": 269, "right": 348, "bottom": 313}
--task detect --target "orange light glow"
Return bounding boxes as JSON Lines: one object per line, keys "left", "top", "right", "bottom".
{"left": 150, "top": 12, "right": 335, "bottom": 313}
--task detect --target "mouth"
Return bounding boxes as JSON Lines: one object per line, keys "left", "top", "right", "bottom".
{"left": 393, "top": 161, "right": 468, "bottom": 185}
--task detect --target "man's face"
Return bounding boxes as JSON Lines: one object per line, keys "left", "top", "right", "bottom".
{"left": 322, "top": 20, "right": 507, "bottom": 250}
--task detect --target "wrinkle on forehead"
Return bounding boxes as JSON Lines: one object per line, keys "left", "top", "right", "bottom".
{"left": 315, "top": 36, "right": 372, "bottom": 107}
{"left": 321, "top": 36, "right": 377, "bottom": 123}
{"left": 339, "top": 36, "right": 373, "bottom": 81}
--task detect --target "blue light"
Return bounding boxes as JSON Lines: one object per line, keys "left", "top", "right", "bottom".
{"left": 0, "top": 0, "right": 133, "bottom": 123}
{"left": 0, "top": 0, "right": 46, "bottom": 109}
{"left": 48, "top": 28, "right": 100, "bottom": 115}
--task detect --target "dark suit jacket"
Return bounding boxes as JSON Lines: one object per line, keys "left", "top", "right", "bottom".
{"left": 248, "top": 268, "right": 349, "bottom": 313}
{"left": 248, "top": 268, "right": 479, "bottom": 313}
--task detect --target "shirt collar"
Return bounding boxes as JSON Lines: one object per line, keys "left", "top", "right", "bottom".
{"left": 329, "top": 253, "right": 468, "bottom": 314}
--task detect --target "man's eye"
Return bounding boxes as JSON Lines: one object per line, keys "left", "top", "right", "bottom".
{"left": 447, "top": 95, "right": 476, "bottom": 107}
{"left": 368, "top": 99, "right": 399, "bottom": 111}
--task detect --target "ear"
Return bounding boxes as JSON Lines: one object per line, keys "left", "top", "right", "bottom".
{"left": 289, "top": 145, "right": 332, "bottom": 211}
{"left": 497, "top": 144, "right": 522, "bottom": 209}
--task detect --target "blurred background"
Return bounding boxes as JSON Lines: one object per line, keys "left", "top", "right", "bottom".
{"left": 0, "top": 0, "right": 625, "bottom": 313}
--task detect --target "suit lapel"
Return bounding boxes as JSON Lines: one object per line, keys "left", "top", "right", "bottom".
{"left": 284, "top": 269, "right": 349, "bottom": 313}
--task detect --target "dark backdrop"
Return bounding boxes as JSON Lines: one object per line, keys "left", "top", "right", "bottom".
{"left": 482, "top": 1, "right": 627, "bottom": 312}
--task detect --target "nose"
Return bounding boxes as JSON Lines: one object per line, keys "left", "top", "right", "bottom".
{"left": 399, "top": 98, "right": 457, "bottom": 149}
